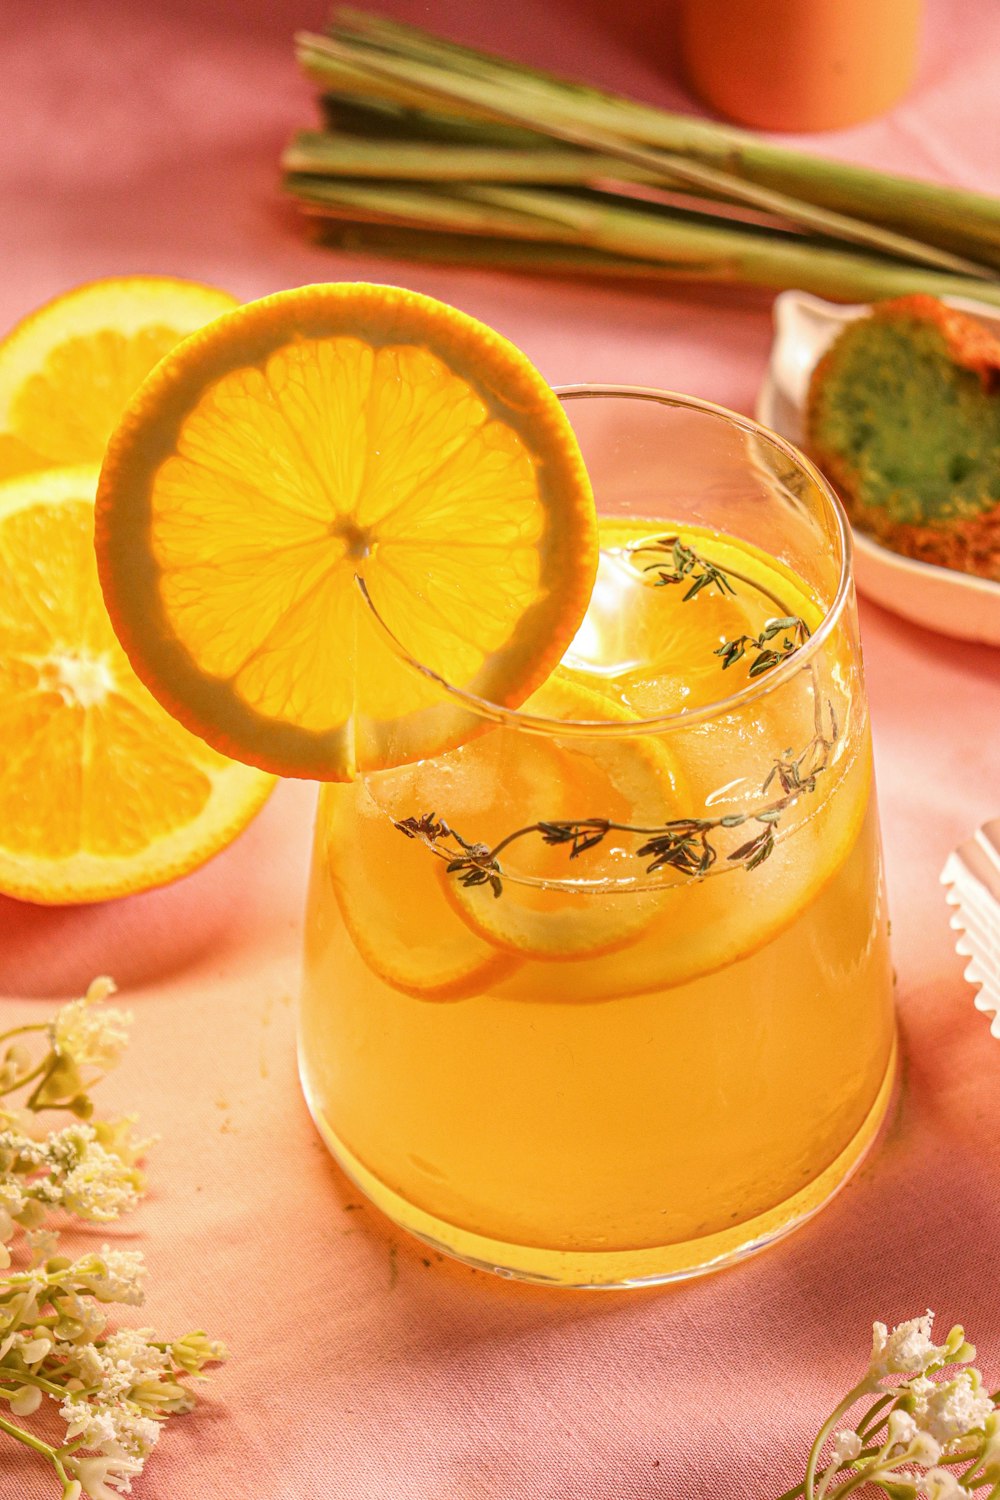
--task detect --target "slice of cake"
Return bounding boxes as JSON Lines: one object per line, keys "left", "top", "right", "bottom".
{"left": 805, "top": 294, "right": 1000, "bottom": 582}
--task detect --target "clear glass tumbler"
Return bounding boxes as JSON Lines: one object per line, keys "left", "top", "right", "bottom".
{"left": 299, "top": 387, "right": 897, "bottom": 1287}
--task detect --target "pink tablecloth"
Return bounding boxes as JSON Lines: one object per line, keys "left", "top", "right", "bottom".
{"left": 3, "top": 2, "right": 1000, "bottom": 1496}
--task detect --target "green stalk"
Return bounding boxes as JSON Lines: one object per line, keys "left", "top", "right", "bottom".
{"left": 290, "top": 176, "right": 1000, "bottom": 308}
{"left": 311, "top": 220, "right": 687, "bottom": 277}
{"left": 288, "top": 123, "right": 846, "bottom": 230}
{"left": 283, "top": 130, "right": 653, "bottom": 186}
{"left": 287, "top": 174, "right": 565, "bottom": 238}
{"left": 330, "top": 7, "right": 1000, "bottom": 266}
{"left": 297, "top": 38, "right": 474, "bottom": 118}
{"left": 0, "top": 1411, "right": 62, "bottom": 1470}
{"left": 297, "top": 30, "right": 997, "bottom": 279}
{"left": 319, "top": 92, "right": 547, "bottom": 150}
{"left": 0, "top": 1366, "right": 73, "bottom": 1400}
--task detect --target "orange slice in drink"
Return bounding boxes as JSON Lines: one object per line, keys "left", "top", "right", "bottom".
{"left": 492, "top": 743, "right": 873, "bottom": 1003}
{"left": 440, "top": 678, "right": 690, "bottom": 961}
{"left": 0, "top": 276, "right": 238, "bottom": 479}
{"left": 95, "top": 283, "right": 597, "bottom": 781}
{"left": 313, "top": 725, "right": 568, "bottom": 999}
{"left": 317, "top": 793, "right": 520, "bottom": 1002}
{"left": 564, "top": 521, "right": 825, "bottom": 719}
{"left": 322, "top": 681, "right": 665, "bottom": 995}
{"left": 0, "top": 467, "right": 275, "bottom": 904}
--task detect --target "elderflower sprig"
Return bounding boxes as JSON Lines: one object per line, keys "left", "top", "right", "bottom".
{"left": 779, "top": 1313, "right": 1000, "bottom": 1500}
{"left": 0, "top": 1249, "right": 226, "bottom": 1499}
{"left": 0, "top": 980, "right": 226, "bottom": 1498}
{"left": 0, "top": 979, "right": 154, "bottom": 1265}
{"left": 1, "top": 977, "right": 132, "bottom": 1120}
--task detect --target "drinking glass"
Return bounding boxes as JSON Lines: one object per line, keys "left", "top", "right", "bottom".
{"left": 299, "top": 387, "right": 896, "bottom": 1287}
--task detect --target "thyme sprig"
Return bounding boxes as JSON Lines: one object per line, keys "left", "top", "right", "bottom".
{"left": 396, "top": 815, "right": 505, "bottom": 899}
{"left": 716, "top": 615, "right": 812, "bottom": 678}
{"left": 627, "top": 533, "right": 737, "bottom": 600}
{"left": 626, "top": 534, "right": 812, "bottom": 678}
{"left": 395, "top": 701, "right": 838, "bottom": 897}
{"left": 395, "top": 535, "right": 832, "bottom": 896}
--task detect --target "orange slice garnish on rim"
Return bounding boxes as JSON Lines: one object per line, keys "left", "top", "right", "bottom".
{"left": 0, "top": 275, "right": 238, "bottom": 479}
{"left": 0, "top": 467, "right": 275, "bottom": 904}
{"left": 95, "top": 283, "right": 598, "bottom": 781}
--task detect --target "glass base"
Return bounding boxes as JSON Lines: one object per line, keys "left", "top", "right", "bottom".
{"left": 303, "top": 1031, "right": 897, "bottom": 1289}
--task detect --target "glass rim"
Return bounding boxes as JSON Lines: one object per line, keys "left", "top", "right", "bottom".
{"left": 362, "top": 383, "right": 854, "bottom": 741}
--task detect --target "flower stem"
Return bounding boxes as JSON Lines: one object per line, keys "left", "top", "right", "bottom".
{"left": 856, "top": 1392, "right": 895, "bottom": 1438}
{"left": 773, "top": 1483, "right": 806, "bottom": 1500}
{"left": 0, "top": 1025, "right": 47, "bottom": 1046}
{"left": 823, "top": 1476, "right": 878, "bottom": 1500}
{"left": 0, "top": 1059, "right": 51, "bottom": 1098}
{"left": 24, "top": 1054, "right": 62, "bottom": 1112}
{"left": 0, "top": 1408, "right": 59, "bottom": 1461}
{"left": 0, "top": 1365, "right": 72, "bottom": 1399}
{"left": 804, "top": 1383, "right": 874, "bottom": 1500}
{"left": 773, "top": 1444, "right": 886, "bottom": 1500}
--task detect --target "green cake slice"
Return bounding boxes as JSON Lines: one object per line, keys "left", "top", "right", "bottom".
{"left": 806, "top": 294, "right": 1000, "bottom": 582}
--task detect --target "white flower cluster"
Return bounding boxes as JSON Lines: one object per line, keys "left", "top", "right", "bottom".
{"left": 893, "top": 1370, "right": 996, "bottom": 1457}
{"left": 0, "top": 983, "right": 225, "bottom": 1500}
{"left": 50, "top": 979, "right": 132, "bottom": 1077}
{"left": 868, "top": 1312, "right": 973, "bottom": 1381}
{"left": 807, "top": 1313, "right": 999, "bottom": 1500}
{"left": 0, "top": 1123, "right": 144, "bottom": 1266}
{"left": 0, "top": 980, "right": 150, "bottom": 1266}
{"left": 0, "top": 1249, "right": 225, "bottom": 1498}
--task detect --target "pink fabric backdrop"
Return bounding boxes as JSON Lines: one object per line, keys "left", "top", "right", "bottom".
{"left": 2, "top": 1, "right": 1000, "bottom": 1495}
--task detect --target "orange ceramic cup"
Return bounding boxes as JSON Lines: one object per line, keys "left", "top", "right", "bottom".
{"left": 679, "top": 0, "right": 923, "bottom": 132}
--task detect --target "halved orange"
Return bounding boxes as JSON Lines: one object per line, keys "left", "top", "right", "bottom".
{"left": 0, "top": 276, "right": 238, "bottom": 479}
{"left": 95, "top": 283, "right": 597, "bottom": 781}
{"left": 0, "top": 467, "right": 275, "bottom": 904}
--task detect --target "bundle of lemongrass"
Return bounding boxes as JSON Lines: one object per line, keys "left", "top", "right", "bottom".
{"left": 284, "top": 9, "right": 1000, "bottom": 305}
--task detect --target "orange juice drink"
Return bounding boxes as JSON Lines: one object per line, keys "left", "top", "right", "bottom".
{"left": 90, "top": 287, "right": 895, "bottom": 1287}
{"left": 299, "top": 391, "right": 896, "bottom": 1286}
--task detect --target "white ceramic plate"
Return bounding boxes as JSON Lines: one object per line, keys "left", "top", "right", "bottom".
{"left": 756, "top": 289, "right": 1000, "bottom": 647}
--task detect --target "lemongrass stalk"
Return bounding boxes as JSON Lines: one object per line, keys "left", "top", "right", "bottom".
{"left": 283, "top": 130, "right": 651, "bottom": 186}
{"left": 287, "top": 127, "right": 845, "bottom": 231}
{"left": 315, "top": 216, "right": 1000, "bottom": 308}
{"left": 313, "top": 220, "right": 680, "bottom": 276}
{"left": 307, "top": 106, "right": 785, "bottom": 220}
{"left": 325, "top": 8, "right": 1000, "bottom": 266}
{"left": 289, "top": 176, "right": 1000, "bottom": 309}
{"left": 297, "top": 37, "right": 477, "bottom": 118}
{"left": 297, "top": 30, "right": 998, "bottom": 280}
{"left": 287, "top": 174, "right": 748, "bottom": 241}
{"left": 286, "top": 174, "right": 570, "bottom": 238}
{"left": 319, "top": 92, "right": 544, "bottom": 150}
